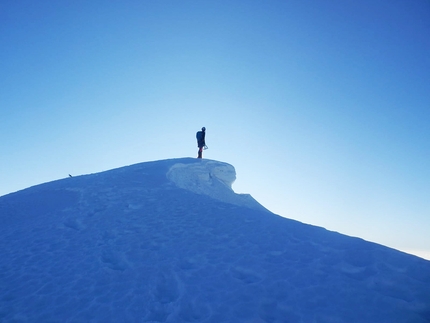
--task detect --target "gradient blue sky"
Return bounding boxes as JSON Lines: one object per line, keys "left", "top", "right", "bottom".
{"left": 1, "top": 0, "right": 429, "bottom": 259}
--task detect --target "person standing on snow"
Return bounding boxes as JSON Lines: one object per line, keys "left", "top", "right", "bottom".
{"left": 196, "top": 127, "right": 206, "bottom": 158}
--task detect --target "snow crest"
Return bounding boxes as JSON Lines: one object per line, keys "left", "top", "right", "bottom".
{"left": 167, "top": 160, "right": 266, "bottom": 211}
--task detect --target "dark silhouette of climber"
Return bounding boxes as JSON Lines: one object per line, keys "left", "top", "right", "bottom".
{"left": 196, "top": 127, "right": 206, "bottom": 158}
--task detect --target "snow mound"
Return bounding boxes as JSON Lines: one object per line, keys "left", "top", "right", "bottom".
{"left": 167, "top": 160, "right": 267, "bottom": 211}
{"left": 1, "top": 158, "right": 430, "bottom": 322}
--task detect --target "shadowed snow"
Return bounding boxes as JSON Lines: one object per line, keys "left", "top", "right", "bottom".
{"left": 0, "top": 158, "right": 429, "bottom": 322}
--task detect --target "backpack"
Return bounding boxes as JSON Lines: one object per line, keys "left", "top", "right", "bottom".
{"left": 196, "top": 131, "right": 203, "bottom": 141}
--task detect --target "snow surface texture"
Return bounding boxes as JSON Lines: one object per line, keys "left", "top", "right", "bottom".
{"left": 1, "top": 158, "right": 430, "bottom": 323}
{"left": 167, "top": 160, "right": 268, "bottom": 212}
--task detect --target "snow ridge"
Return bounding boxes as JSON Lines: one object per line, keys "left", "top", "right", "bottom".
{"left": 0, "top": 158, "right": 429, "bottom": 322}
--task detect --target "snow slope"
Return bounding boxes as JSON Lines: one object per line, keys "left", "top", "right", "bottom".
{"left": 0, "top": 158, "right": 429, "bottom": 323}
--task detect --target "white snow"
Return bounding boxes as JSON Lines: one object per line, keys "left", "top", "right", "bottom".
{"left": 167, "top": 160, "right": 268, "bottom": 211}
{"left": 0, "top": 158, "right": 429, "bottom": 322}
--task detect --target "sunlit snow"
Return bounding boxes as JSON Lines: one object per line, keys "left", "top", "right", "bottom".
{"left": 0, "top": 158, "right": 429, "bottom": 322}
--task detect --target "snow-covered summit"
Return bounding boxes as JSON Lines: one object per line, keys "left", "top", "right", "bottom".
{"left": 1, "top": 158, "right": 430, "bottom": 322}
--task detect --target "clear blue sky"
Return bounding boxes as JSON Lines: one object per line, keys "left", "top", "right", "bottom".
{"left": 1, "top": 0, "right": 429, "bottom": 259}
